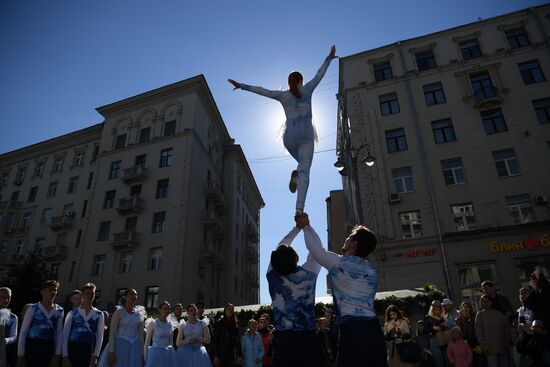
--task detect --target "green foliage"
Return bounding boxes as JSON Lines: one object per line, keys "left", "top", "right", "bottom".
{"left": 0, "top": 250, "right": 49, "bottom": 315}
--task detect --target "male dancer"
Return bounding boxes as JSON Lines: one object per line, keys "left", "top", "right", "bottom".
{"left": 266, "top": 222, "right": 323, "bottom": 366}
{"left": 297, "top": 213, "right": 387, "bottom": 367}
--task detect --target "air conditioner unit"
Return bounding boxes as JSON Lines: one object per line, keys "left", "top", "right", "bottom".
{"left": 534, "top": 194, "right": 548, "bottom": 205}
{"left": 66, "top": 211, "right": 75, "bottom": 217}
{"left": 389, "top": 193, "right": 400, "bottom": 203}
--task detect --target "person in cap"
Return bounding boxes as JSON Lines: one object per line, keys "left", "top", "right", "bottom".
{"left": 480, "top": 281, "right": 513, "bottom": 319}
{"left": 441, "top": 298, "right": 458, "bottom": 331}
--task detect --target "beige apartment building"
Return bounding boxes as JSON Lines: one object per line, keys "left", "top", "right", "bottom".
{"left": 0, "top": 75, "right": 264, "bottom": 309}
{"left": 334, "top": 5, "right": 550, "bottom": 308}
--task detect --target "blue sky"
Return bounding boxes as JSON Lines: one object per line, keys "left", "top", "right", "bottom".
{"left": 0, "top": 0, "right": 545, "bottom": 304}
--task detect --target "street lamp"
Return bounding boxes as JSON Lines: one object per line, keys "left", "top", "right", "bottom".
{"left": 334, "top": 143, "right": 375, "bottom": 175}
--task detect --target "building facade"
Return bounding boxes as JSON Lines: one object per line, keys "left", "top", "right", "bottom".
{"left": 0, "top": 75, "right": 264, "bottom": 309}
{"left": 335, "top": 5, "right": 550, "bottom": 309}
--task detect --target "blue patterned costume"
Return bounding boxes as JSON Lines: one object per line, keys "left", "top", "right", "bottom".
{"left": 303, "top": 225, "right": 387, "bottom": 367}
{"left": 240, "top": 55, "right": 334, "bottom": 212}
{"left": 0, "top": 308, "right": 18, "bottom": 345}
{"left": 18, "top": 303, "right": 64, "bottom": 366}
{"left": 62, "top": 307, "right": 105, "bottom": 366}
{"left": 266, "top": 227, "right": 323, "bottom": 366}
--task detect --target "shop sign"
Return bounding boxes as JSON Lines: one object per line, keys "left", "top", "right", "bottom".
{"left": 407, "top": 248, "right": 436, "bottom": 258}
{"left": 489, "top": 233, "right": 550, "bottom": 254}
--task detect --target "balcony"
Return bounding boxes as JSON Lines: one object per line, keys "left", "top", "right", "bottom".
{"left": 49, "top": 214, "right": 74, "bottom": 231}
{"left": 246, "top": 224, "right": 258, "bottom": 242}
{"left": 117, "top": 196, "right": 144, "bottom": 215}
{"left": 473, "top": 86, "right": 504, "bottom": 109}
{"left": 204, "top": 181, "right": 225, "bottom": 209}
{"left": 121, "top": 165, "right": 147, "bottom": 185}
{"left": 203, "top": 211, "right": 227, "bottom": 237}
{"left": 201, "top": 242, "right": 225, "bottom": 266}
{"left": 245, "top": 245, "right": 258, "bottom": 260}
{"left": 111, "top": 231, "right": 139, "bottom": 251}
{"left": 42, "top": 245, "right": 67, "bottom": 261}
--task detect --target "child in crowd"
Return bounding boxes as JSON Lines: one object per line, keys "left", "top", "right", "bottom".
{"left": 446, "top": 326, "right": 472, "bottom": 367}
{"left": 241, "top": 319, "right": 264, "bottom": 367}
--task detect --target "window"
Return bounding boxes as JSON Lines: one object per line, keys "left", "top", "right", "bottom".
{"left": 431, "top": 119, "right": 456, "bottom": 144}
{"left": 149, "top": 247, "right": 162, "bottom": 270}
{"left": 87, "top": 172, "right": 94, "bottom": 189}
{"left": 46, "top": 181, "right": 58, "bottom": 198}
{"left": 470, "top": 72, "right": 496, "bottom": 102}
{"left": 392, "top": 166, "right": 414, "bottom": 193}
{"left": 533, "top": 98, "right": 550, "bottom": 124}
{"left": 109, "top": 161, "right": 121, "bottom": 179}
{"left": 152, "top": 212, "right": 166, "bottom": 233}
{"left": 505, "top": 194, "right": 533, "bottom": 224}
{"left": 159, "top": 149, "right": 173, "bottom": 167}
{"left": 518, "top": 60, "right": 545, "bottom": 84}
{"left": 458, "top": 263, "right": 498, "bottom": 312}
{"left": 22, "top": 212, "right": 32, "bottom": 227}
{"left": 385, "top": 128, "right": 407, "bottom": 153}
{"left": 423, "top": 82, "right": 446, "bottom": 106}
{"left": 0, "top": 241, "right": 6, "bottom": 257}
{"left": 14, "top": 239, "right": 26, "bottom": 257}
{"left": 27, "top": 186, "right": 38, "bottom": 203}
{"left": 399, "top": 211, "right": 422, "bottom": 239}
{"left": 0, "top": 172, "right": 8, "bottom": 187}
{"left": 103, "top": 190, "right": 116, "bottom": 209}
{"left": 145, "top": 286, "right": 159, "bottom": 308}
{"left": 49, "top": 263, "right": 60, "bottom": 280}
{"left": 34, "top": 237, "right": 45, "bottom": 252}
{"left": 139, "top": 127, "right": 151, "bottom": 143}
{"left": 156, "top": 179, "right": 169, "bottom": 199}
{"left": 15, "top": 166, "right": 26, "bottom": 184}
{"left": 53, "top": 155, "right": 64, "bottom": 172}
{"left": 373, "top": 61, "right": 393, "bottom": 81}
{"left": 459, "top": 39, "right": 482, "bottom": 60}
{"left": 41, "top": 208, "right": 52, "bottom": 225}
{"left": 379, "top": 93, "right": 400, "bottom": 116}
{"left": 120, "top": 218, "right": 136, "bottom": 235}
{"left": 68, "top": 261, "right": 76, "bottom": 281}
{"left": 506, "top": 28, "right": 530, "bottom": 49}
{"left": 481, "top": 109, "right": 508, "bottom": 134}
{"left": 67, "top": 176, "right": 79, "bottom": 194}
{"left": 441, "top": 158, "right": 465, "bottom": 185}
{"left": 115, "top": 134, "right": 127, "bottom": 149}
{"left": 164, "top": 120, "right": 176, "bottom": 137}
{"left": 493, "top": 149, "right": 520, "bottom": 177}
{"left": 119, "top": 253, "right": 132, "bottom": 273}
{"left": 34, "top": 161, "right": 45, "bottom": 177}
{"left": 130, "top": 184, "right": 142, "bottom": 198}
{"left": 10, "top": 191, "right": 19, "bottom": 201}
{"left": 75, "top": 230, "right": 82, "bottom": 248}
{"left": 56, "top": 233, "right": 67, "bottom": 246}
{"left": 135, "top": 154, "right": 146, "bottom": 167}
{"left": 73, "top": 151, "right": 85, "bottom": 167}
{"left": 451, "top": 203, "right": 476, "bottom": 232}
{"left": 97, "top": 221, "right": 111, "bottom": 241}
{"left": 92, "top": 254, "right": 106, "bottom": 276}
{"left": 415, "top": 50, "right": 437, "bottom": 71}
{"left": 81, "top": 200, "right": 88, "bottom": 218}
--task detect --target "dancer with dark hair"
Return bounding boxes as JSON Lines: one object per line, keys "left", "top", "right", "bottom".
{"left": 265, "top": 224, "right": 323, "bottom": 366}
{"left": 144, "top": 301, "right": 178, "bottom": 367}
{"left": 18, "top": 280, "right": 64, "bottom": 367}
{"left": 211, "top": 303, "right": 241, "bottom": 366}
{"left": 299, "top": 213, "right": 387, "bottom": 367}
{"left": 228, "top": 45, "right": 337, "bottom": 214}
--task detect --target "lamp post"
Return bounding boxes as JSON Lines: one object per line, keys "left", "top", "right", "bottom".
{"left": 334, "top": 143, "right": 375, "bottom": 224}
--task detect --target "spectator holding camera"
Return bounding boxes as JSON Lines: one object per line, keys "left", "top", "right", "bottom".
{"left": 524, "top": 271, "right": 550, "bottom": 331}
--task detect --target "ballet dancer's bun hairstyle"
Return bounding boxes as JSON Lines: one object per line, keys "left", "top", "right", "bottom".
{"left": 288, "top": 71, "right": 303, "bottom": 99}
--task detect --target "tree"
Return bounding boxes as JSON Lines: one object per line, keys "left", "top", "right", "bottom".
{"left": 0, "top": 250, "right": 49, "bottom": 315}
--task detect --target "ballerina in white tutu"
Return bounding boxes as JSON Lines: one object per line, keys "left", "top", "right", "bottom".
{"left": 97, "top": 289, "right": 145, "bottom": 367}
{"left": 144, "top": 301, "right": 178, "bottom": 367}
{"left": 176, "top": 304, "right": 212, "bottom": 367}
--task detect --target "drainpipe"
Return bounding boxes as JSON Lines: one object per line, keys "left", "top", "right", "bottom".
{"left": 397, "top": 42, "right": 453, "bottom": 297}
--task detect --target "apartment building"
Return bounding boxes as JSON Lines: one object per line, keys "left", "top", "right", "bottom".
{"left": 0, "top": 75, "right": 264, "bottom": 308}
{"left": 335, "top": 5, "right": 550, "bottom": 308}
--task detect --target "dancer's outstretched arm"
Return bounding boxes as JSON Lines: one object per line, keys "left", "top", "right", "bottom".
{"left": 297, "top": 213, "right": 339, "bottom": 271}
{"left": 303, "top": 45, "right": 337, "bottom": 93}
{"left": 228, "top": 79, "right": 283, "bottom": 100}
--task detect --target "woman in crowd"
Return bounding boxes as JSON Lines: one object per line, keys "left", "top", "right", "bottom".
{"left": 227, "top": 45, "right": 337, "bottom": 215}
{"left": 455, "top": 301, "right": 484, "bottom": 367}
{"left": 175, "top": 304, "right": 211, "bottom": 367}
{"left": 241, "top": 319, "right": 264, "bottom": 367}
{"left": 384, "top": 305, "right": 412, "bottom": 367}
{"left": 211, "top": 303, "right": 242, "bottom": 366}
{"left": 17, "top": 280, "right": 64, "bottom": 367}
{"left": 98, "top": 288, "right": 145, "bottom": 367}
{"left": 424, "top": 300, "right": 449, "bottom": 367}
{"left": 474, "top": 295, "right": 510, "bottom": 367}
{"left": 62, "top": 282, "right": 105, "bottom": 367}
{"left": 144, "top": 301, "right": 178, "bottom": 367}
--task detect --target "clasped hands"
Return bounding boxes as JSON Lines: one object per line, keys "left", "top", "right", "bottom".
{"left": 295, "top": 212, "right": 309, "bottom": 229}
